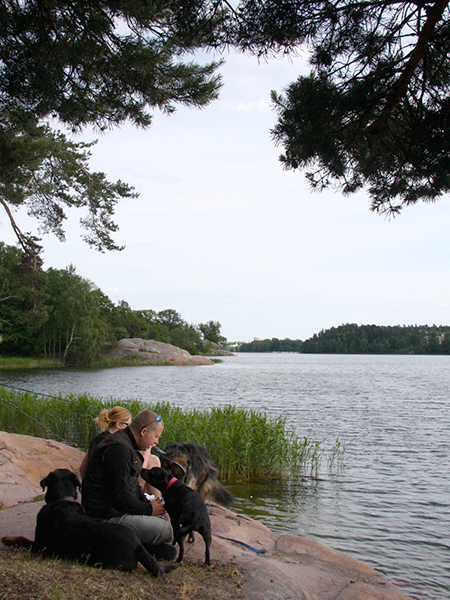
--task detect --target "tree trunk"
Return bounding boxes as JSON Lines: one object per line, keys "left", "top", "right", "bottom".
{"left": 62, "top": 322, "right": 76, "bottom": 366}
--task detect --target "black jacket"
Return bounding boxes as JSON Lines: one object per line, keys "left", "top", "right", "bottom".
{"left": 81, "top": 427, "right": 153, "bottom": 520}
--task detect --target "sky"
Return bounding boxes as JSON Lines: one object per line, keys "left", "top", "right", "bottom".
{"left": 1, "top": 50, "right": 450, "bottom": 342}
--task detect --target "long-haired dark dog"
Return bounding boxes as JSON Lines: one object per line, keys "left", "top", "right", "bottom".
{"left": 158, "top": 442, "right": 234, "bottom": 507}
{"left": 1, "top": 469, "right": 176, "bottom": 576}
{"left": 141, "top": 466, "right": 212, "bottom": 565}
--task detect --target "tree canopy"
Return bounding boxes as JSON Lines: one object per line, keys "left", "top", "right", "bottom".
{"left": 233, "top": 0, "right": 450, "bottom": 214}
{"left": 2, "top": 0, "right": 449, "bottom": 258}
{"left": 0, "top": 0, "right": 225, "bottom": 256}
{"left": 0, "top": 242, "right": 227, "bottom": 365}
{"left": 199, "top": 320, "right": 227, "bottom": 345}
{"left": 236, "top": 324, "right": 450, "bottom": 355}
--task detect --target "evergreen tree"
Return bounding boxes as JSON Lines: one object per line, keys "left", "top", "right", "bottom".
{"left": 234, "top": 0, "right": 450, "bottom": 213}
{"left": 0, "top": 0, "right": 224, "bottom": 256}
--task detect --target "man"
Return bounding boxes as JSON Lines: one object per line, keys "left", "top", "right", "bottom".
{"left": 82, "top": 410, "right": 175, "bottom": 560}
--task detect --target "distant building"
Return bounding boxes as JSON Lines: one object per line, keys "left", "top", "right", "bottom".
{"left": 421, "top": 332, "right": 446, "bottom": 345}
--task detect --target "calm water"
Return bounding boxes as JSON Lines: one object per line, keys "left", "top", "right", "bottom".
{"left": 1, "top": 353, "right": 449, "bottom": 600}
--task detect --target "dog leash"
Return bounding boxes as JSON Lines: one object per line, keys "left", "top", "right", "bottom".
{"left": 211, "top": 526, "right": 266, "bottom": 554}
{"left": 153, "top": 447, "right": 266, "bottom": 554}
{"left": 152, "top": 446, "right": 188, "bottom": 482}
{"left": 152, "top": 447, "right": 266, "bottom": 554}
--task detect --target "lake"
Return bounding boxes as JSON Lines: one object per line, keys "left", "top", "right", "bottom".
{"left": 1, "top": 353, "right": 449, "bottom": 600}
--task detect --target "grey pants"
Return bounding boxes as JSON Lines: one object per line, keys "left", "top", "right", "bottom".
{"left": 106, "top": 514, "right": 173, "bottom": 545}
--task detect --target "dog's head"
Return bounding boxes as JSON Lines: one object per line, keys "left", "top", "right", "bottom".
{"left": 40, "top": 469, "right": 80, "bottom": 504}
{"left": 140, "top": 467, "right": 172, "bottom": 492}
{"left": 160, "top": 455, "right": 189, "bottom": 483}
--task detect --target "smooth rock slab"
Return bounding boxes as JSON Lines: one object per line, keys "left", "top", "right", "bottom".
{"left": 183, "top": 506, "right": 414, "bottom": 600}
{"left": 0, "top": 431, "right": 84, "bottom": 507}
{"left": 0, "top": 431, "right": 414, "bottom": 600}
{"left": 106, "top": 338, "right": 214, "bottom": 365}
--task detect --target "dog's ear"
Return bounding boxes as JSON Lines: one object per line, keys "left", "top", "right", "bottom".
{"left": 140, "top": 467, "right": 158, "bottom": 482}
{"left": 71, "top": 472, "right": 81, "bottom": 489}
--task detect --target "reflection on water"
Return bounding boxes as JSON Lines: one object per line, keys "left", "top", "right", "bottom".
{"left": 228, "top": 477, "right": 320, "bottom": 532}
{"left": 229, "top": 473, "right": 449, "bottom": 600}
{"left": 1, "top": 353, "right": 449, "bottom": 600}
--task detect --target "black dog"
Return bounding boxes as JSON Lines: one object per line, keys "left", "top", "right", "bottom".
{"left": 141, "top": 466, "right": 212, "bottom": 565}
{"left": 1, "top": 469, "right": 176, "bottom": 576}
{"left": 159, "top": 442, "right": 234, "bottom": 507}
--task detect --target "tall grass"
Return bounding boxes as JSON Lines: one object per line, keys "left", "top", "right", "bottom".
{"left": 0, "top": 386, "right": 330, "bottom": 482}
{"left": 0, "top": 357, "right": 64, "bottom": 369}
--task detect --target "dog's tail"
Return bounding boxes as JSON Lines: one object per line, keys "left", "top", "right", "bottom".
{"left": 1, "top": 536, "right": 33, "bottom": 549}
{"left": 136, "top": 545, "right": 178, "bottom": 576}
{"left": 202, "top": 480, "right": 234, "bottom": 507}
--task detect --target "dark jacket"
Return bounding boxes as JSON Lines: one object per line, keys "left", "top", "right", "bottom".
{"left": 87, "top": 430, "right": 110, "bottom": 455}
{"left": 81, "top": 427, "right": 153, "bottom": 520}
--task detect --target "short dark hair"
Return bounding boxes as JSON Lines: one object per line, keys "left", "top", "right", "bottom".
{"left": 130, "top": 410, "right": 162, "bottom": 432}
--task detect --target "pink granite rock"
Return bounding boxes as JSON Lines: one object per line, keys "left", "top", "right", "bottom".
{"left": 106, "top": 338, "right": 213, "bottom": 365}
{"left": 0, "top": 431, "right": 414, "bottom": 600}
{"left": 0, "top": 431, "right": 84, "bottom": 507}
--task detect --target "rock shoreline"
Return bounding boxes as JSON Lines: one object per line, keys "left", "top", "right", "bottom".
{"left": 105, "top": 338, "right": 215, "bottom": 365}
{"left": 0, "top": 431, "right": 414, "bottom": 600}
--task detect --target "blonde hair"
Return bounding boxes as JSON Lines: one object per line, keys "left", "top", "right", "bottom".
{"left": 94, "top": 406, "right": 132, "bottom": 431}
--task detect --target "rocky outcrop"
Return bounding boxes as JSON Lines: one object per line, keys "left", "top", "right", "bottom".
{"left": 0, "top": 431, "right": 414, "bottom": 600}
{"left": 0, "top": 431, "right": 84, "bottom": 508}
{"left": 106, "top": 338, "right": 213, "bottom": 366}
{"left": 199, "top": 340, "right": 235, "bottom": 356}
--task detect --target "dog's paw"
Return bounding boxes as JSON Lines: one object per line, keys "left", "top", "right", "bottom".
{"left": 163, "top": 563, "right": 178, "bottom": 574}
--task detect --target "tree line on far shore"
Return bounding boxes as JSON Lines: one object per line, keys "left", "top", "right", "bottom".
{"left": 0, "top": 242, "right": 225, "bottom": 366}
{"left": 237, "top": 323, "right": 450, "bottom": 355}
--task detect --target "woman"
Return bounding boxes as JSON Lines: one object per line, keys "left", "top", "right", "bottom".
{"left": 79, "top": 406, "right": 132, "bottom": 478}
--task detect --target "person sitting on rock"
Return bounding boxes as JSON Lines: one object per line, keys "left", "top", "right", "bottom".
{"left": 79, "top": 406, "right": 162, "bottom": 498}
{"left": 81, "top": 410, "right": 176, "bottom": 561}
{"left": 79, "top": 406, "right": 132, "bottom": 478}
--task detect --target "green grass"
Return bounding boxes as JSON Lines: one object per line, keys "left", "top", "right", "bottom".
{"left": 0, "top": 386, "right": 333, "bottom": 482}
{"left": 0, "top": 357, "right": 64, "bottom": 369}
{"left": 0, "top": 547, "right": 245, "bottom": 600}
{"left": 0, "top": 355, "right": 171, "bottom": 370}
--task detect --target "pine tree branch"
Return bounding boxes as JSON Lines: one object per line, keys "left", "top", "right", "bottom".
{"left": 368, "top": 0, "right": 450, "bottom": 131}
{"left": 0, "top": 197, "right": 41, "bottom": 265}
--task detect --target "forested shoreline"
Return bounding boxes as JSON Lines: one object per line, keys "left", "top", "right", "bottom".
{"left": 2, "top": 241, "right": 449, "bottom": 365}
{"left": 238, "top": 323, "right": 450, "bottom": 355}
{"left": 0, "top": 243, "right": 225, "bottom": 366}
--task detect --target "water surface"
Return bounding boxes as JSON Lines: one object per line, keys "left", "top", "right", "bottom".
{"left": 2, "top": 353, "right": 449, "bottom": 600}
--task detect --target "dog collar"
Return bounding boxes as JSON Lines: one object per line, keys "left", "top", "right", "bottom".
{"left": 54, "top": 496, "right": 77, "bottom": 503}
{"left": 164, "top": 477, "right": 178, "bottom": 496}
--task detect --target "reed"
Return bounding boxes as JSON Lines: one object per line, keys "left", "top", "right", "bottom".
{"left": 0, "top": 386, "right": 330, "bottom": 482}
{"left": 327, "top": 437, "right": 350, "bottom": 472}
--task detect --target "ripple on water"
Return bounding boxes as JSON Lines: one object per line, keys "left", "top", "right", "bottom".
{"left": 1, "top": 353, "right": 449, "bottom": 600}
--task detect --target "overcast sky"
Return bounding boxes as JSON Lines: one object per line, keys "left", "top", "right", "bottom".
{"left": 2, "top": 50, "right": 450, "bottom": 342}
